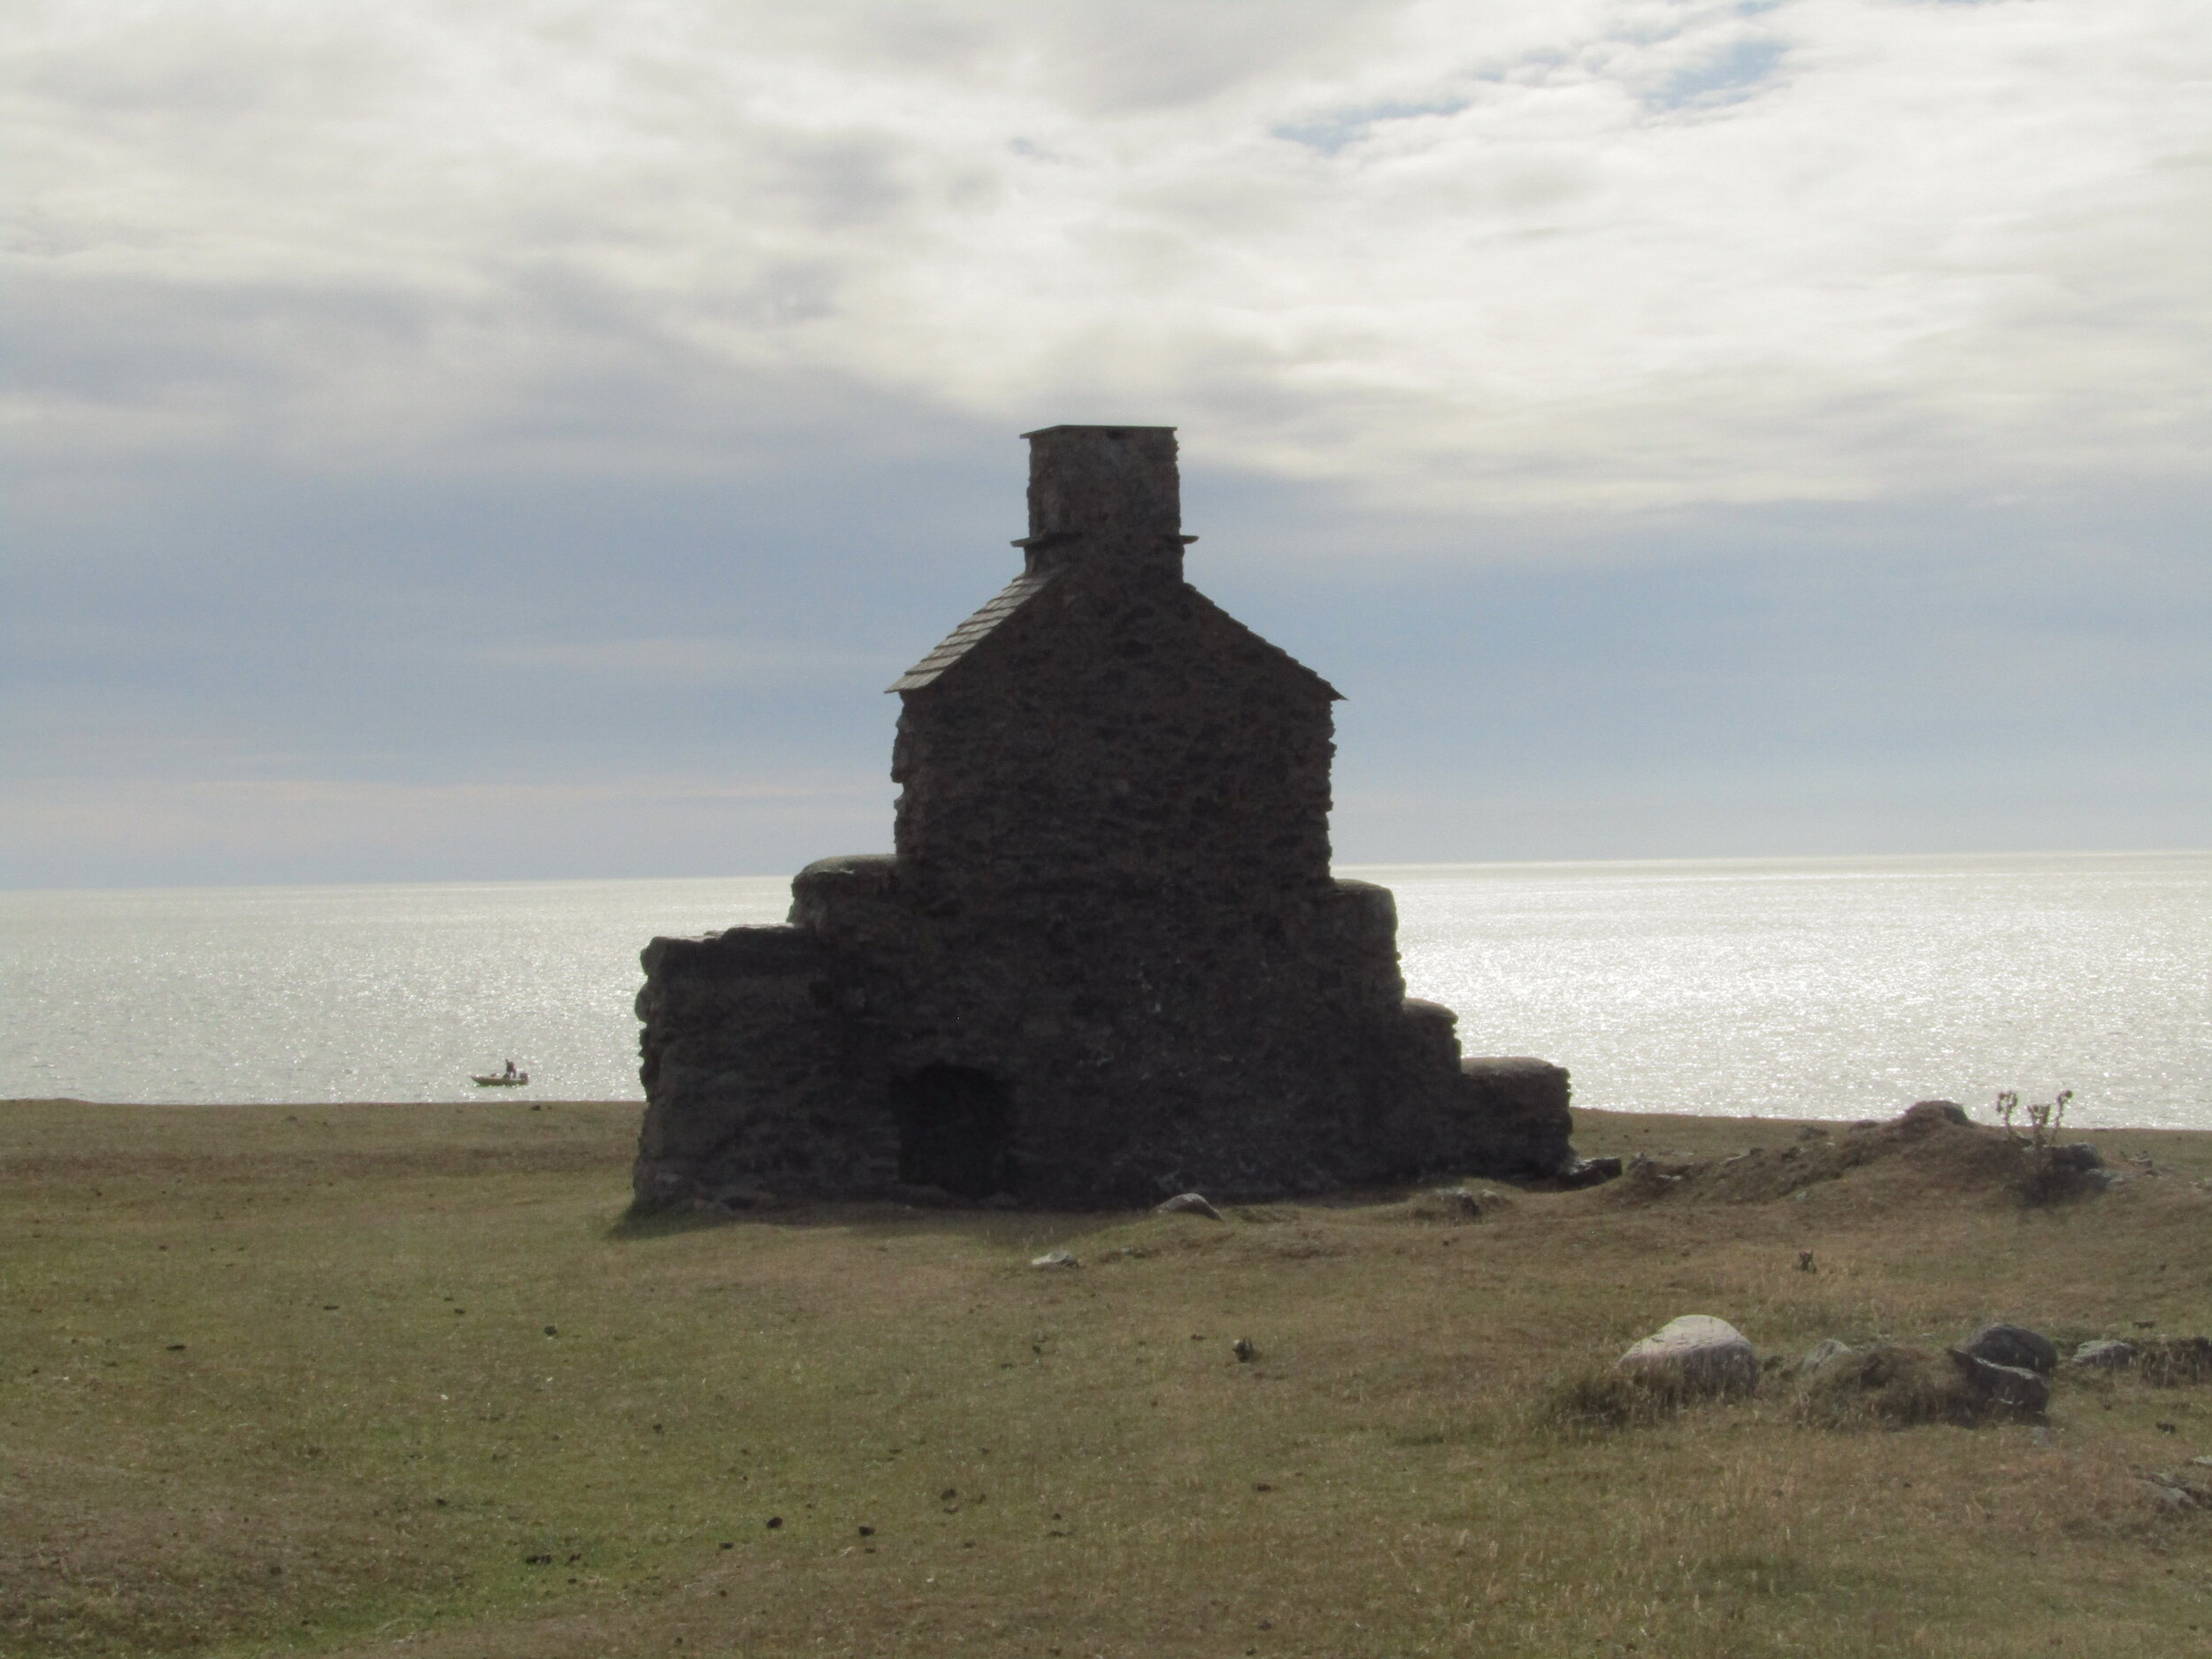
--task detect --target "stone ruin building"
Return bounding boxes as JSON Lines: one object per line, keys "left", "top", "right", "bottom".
{"left": 633, "top": 425, "right": 1581, "bottom": 1210}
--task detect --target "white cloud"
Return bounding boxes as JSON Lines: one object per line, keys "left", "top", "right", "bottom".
{"left": 7, "top": 0, "right": 2209, "bottom": 511}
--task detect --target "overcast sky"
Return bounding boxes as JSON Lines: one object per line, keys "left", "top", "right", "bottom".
{"left": 5, "top": 0, "right": 2208, "bottom": 888}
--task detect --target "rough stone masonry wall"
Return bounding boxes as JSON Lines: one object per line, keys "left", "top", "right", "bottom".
{"left": 634, "top": 866, "right": 1556, "bottom": 1209}
{"left": 889, "top": 578, "right": 1338, "bottom": 901}
{"left": 633, "top": 425, "right": 1575, "bottom": 1210}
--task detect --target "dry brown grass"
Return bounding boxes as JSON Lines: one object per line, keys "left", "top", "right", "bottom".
{"left": 2139, "top": 1338, "right": 2212, "bottom": 1387}
{"left": 1532, "top": 1363, "right": 1699, "bottom": 1432}
{"left": 3, "top": 1098, "right": 2209, "bottom": 1658}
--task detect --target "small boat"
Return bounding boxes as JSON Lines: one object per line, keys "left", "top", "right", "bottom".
{"left": 472, "top": 1063, "right": 530, "bottom": 1087}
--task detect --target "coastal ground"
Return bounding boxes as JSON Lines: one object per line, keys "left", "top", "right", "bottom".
{"left": 3, "top": 1100, "right": 2208, "bottom": 1657}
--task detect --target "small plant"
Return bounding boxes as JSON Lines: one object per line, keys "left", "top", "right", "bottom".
{"left": 1996, "top": 1087, "right": 2101, "bottom": 1205}
{"left": 1993, "top": 1087, "right": 2073, "bottom": 1151}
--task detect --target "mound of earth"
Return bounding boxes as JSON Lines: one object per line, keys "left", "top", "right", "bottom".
{"left": 1601, "top": 1102, "right": 2100, "bottom": 1210}
{"left": 1794, "top": 1340, "right": 2045, "bottom": 1428}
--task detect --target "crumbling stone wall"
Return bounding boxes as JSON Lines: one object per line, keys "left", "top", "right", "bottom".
{"left": 634, "top": 426, "right": 1575, "bottom": 1210}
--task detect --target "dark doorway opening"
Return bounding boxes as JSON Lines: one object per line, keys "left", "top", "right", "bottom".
{"left": 891, "top": 1064, "right": 1015, "bottom": 1199}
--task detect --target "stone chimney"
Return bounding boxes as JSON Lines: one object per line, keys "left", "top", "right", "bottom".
{"left": 1018, "top": 425, "right": 1190, "bottom": 583}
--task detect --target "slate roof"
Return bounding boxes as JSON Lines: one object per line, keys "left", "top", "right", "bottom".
{"left": 887, "top": 570, "right": 1056, "bottom": 692}
{"left": 887, "top": 567, "right": 1340, "bottom": 700}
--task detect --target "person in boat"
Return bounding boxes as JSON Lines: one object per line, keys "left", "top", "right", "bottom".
{"left": 503, "top": 1058, "right": 517, "bottom": 1079}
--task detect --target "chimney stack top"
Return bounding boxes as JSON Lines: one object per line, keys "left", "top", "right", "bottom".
{"left": 1018, "top": 426, "right": 1187, "bottom": 580}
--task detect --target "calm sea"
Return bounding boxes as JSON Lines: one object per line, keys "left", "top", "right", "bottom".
{"left": 4, "top": 852, "right": 2207, "bottom": 1129}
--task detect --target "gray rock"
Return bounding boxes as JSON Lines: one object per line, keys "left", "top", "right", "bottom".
{"left": 2070, "top": 1338, "right": 2138, "bottom": 1371}
{"left": 1959, "top": 1323, "right": 2058, "bottom": 1377}
{"left": 1619, "top": 1315, "right": 1759, "bottom": 1395}
{"left": 1948, "top": 1349, "right": 2051, "bottom": 1413}
{"left": 1555, "top": 1155, "right": 1624, "bottom": 1188}
{"left": 1029, "top": 1250, "right": 1080, "bottom": 1270}
{"left": 1796, "top": 1338, "right": 1856, "bottom": 1378}
{"left": 2047, "top": 1142, "right": 2102, "bottom": 1172}
{"left": 2145, "top": 1474, "right": 2206, "bottom": 1510}
{"left": 1155, "top": 1192, "right": 1223, "bottom": 1220}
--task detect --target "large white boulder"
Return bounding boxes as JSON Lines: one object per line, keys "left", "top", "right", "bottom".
{"left": 1619, "top": 1315, "right": 1760, "bottom": 1395}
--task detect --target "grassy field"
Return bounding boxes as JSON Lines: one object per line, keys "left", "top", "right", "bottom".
{"left": 4, "top": 1099, "right": 2209, "bottom": 1658}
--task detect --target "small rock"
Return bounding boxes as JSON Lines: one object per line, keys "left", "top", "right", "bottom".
{"left": 2069, "top": 1338, "right": 2138, "bottom": 1371}
{"left": 2047, "top": 1142, "right": 2102, "bottom": 1173}
{"left": 2145, "top": 1475, "right": 2205, "bottom": 1510}
{"left": 1948, "top": 1349, "right": 2051, "bottom": 1414}
{"left": 1796, "top": 1338, "right": 1855, "bottom": 1378}
{"left": 765, "top": 1517, "right": 782, "bottom": 1530}
{"left": 1556, "top": 1156, "right": 1623, "bottom": 1188}
{"left": 1029, "top": 1250, "right": 1080, "bottom": 1270}
{"left": 1958, "top": 1323, "right": 2058, "bottom": 1378}
{"left": 1619, "top": 1315, "right": 1759, "bottom": 1395}
{"left": 1156, "top": 1193, "right": 1223, "bottom": 1220}
{"left": 1232, "top": 1338, "right": 1256, "bottom": 1363}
